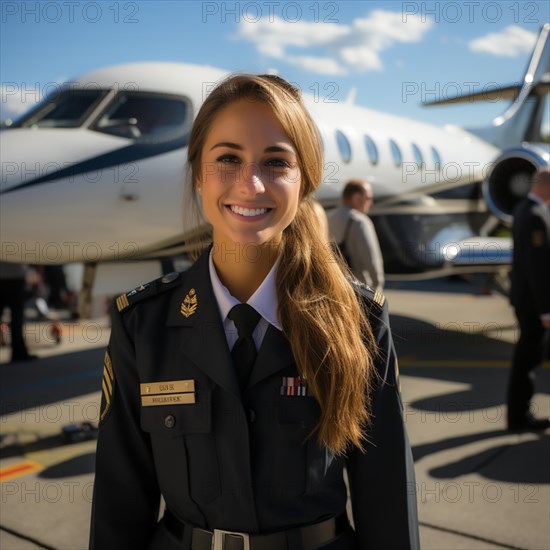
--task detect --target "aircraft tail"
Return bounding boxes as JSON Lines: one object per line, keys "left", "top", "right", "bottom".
{"left": 424, "top": 23, "right": 549, "bottom": 149}
{"left": 424, "top": 24, "right": 549, "bottom": 225}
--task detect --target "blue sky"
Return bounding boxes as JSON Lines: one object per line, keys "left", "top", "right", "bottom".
{"left": 1, "top": 1, "right": 548, "bottom": 129}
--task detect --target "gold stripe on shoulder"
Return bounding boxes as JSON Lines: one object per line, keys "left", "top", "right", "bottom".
{"left": 116, "top": 293, "right": 130, "bottom": 312}
{"left": 373, "top": 290, "right": 386, "bottom": 308}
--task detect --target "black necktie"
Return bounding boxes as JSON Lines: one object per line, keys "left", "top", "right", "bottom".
{"left": 228, "top": 304, "right": 261, "bottom": 390}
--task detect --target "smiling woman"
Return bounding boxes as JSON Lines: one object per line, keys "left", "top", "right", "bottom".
{"left": 89, "top": 73, "right": 420, "bottom": 550}
{"left": 198, "top": 100, "right": 301, "bottom": 273}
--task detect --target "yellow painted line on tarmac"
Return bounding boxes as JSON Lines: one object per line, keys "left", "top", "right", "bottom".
{"left": 0, "top": 460, "right": 43, "bottom": 482}
{"left": 400, "top": 359, "right": 550, "bottom": 368}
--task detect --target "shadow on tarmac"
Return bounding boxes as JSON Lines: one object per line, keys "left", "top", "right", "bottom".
{"left": 414, "top": 429, "right": 550, "bottom": 484}
{"left": 39, "top": 452, "right": 96, "bottom": 479}
{"left": 0, "top": 348, "right": 104, "bottom": 415}
{"left": 391, "top": 312, "right": 550, "bottom": 486}
{"left": 428, "top": 434, "right": 550, "bottom": 484}
{"left": 1, "top": 349, "right": 103, "bottom": 480}
{"left": 390, "top": 313, "right": 549, "bottom": 412}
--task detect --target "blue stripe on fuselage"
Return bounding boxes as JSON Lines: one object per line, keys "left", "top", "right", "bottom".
{"left": 0, "top": 132, "right": 188, "bottom": 195}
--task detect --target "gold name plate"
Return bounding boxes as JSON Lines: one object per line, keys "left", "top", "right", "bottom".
{"left": 140, "top": 380, "right": 195, "bottom": 395}
{"left": 141, "top": 393, "right": 196, "bottom": 407}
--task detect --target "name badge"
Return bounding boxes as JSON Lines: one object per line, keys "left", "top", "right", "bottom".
{"left": 140, "top": 379, "right": 196, "bottom": 407}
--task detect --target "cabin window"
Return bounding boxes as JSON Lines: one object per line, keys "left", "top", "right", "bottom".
{"left": 431, "top": 146, "right": 442, "bottom": 170}
{"left": 335, "top": 130, "right": 352, "bottom": 163}
{"left": 94, "top": 92, "right": 188, "bottom": 140}
{"left": 389, "top": 139, "right": 402, "bottom": 167}
{"left": 364, "top": 135, "right": 379, "bottom": 165}
{"left": 13, "top": 89, "right": 108, "bottom": 129}
{"left": 412, "top": 143, "right": 424, "bottom": 168}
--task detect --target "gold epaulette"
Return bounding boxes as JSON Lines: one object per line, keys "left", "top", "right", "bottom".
{"left": 373, "top": 289, "right": 386, "bottom": 308}
{"left": 116, "top": 293, "right": 130, "bottom": 312}
{"left": 115, "top": 272, "right": 182, "bottom": 313}
{"left": 350, "top": 279, "right": 386, "bottom": 313}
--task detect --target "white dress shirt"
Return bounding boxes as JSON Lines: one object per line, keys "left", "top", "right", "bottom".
{"left": 208, "top": 249, "right": 282, "bottom": 352}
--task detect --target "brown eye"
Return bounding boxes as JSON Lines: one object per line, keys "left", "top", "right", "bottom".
{"left": 265, "top": 158, "right": 291, "bottom": 168}
{"left": 217, "top": 154, "right": 240, "bottom": 164}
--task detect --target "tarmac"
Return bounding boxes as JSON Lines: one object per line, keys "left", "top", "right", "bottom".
{"left": 0, "top": 278, "right": 548, "bottom": 550}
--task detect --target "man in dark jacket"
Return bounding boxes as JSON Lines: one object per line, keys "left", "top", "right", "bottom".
{"left": 0, "top": 262, "right": 36, "bottom": 362}
{"left": 507, "top": 168, "right": 550, "bottom": 431}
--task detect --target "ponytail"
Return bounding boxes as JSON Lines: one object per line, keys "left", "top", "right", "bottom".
{"left": 278, "top": 199, "right": 375, "bottom": 454}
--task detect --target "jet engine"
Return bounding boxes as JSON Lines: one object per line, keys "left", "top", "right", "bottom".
{"left": 482, "top": 143, "right": 549, "bottom": 225}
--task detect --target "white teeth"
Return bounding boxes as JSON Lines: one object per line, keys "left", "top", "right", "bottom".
{"left": 230, "top": 206, "right": 267, "bottom": 217}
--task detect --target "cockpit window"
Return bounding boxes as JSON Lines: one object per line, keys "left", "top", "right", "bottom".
{"left": 93, "top": 92, "right": 188, "bottom": 140}
{"left": 13, "top": 89, "right": 108, "bottom": 129}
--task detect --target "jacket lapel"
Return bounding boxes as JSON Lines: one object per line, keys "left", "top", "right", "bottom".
{"left": 166, "top": 251, "right": 240, "bottom": 398}
{"left": 248, "top": 324, "right": 295, "bottom": 389}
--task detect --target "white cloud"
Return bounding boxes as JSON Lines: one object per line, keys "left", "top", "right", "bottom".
{"left": 235, "top": 10, "right": 433, "bottom": 75}
{"left": 339, "top": 47, "right": 382, "bottom": 72}
{"left": 285, "top": 55, "right": 348, "bottom": 76}
{"left": 258, "top": 42, "right": 285, "bottom": 59}
{"left": 238, "top": 17, "right": 349, "bottom": 48}
{"left": 353, "top": 10, "right": 431, "bottom": 48}
{"left": 469, "top": 26, "right": 537, "bottom": 57}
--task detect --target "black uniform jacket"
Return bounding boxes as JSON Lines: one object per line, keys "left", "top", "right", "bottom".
{"left": 510, "top": 196, "right": 550, "bottom": 317}
{"left": 90, "top": 250, "right": 419, "bottom": 550}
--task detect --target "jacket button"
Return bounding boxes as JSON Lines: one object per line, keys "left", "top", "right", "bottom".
{"left": 247, "top": 409, "right": 256, "bottom": 423}
{"left": 164, "top": 415, "right": 175, "bottom": 428}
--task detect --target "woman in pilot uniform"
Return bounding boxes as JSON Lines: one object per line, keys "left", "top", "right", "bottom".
{"left": 90, "top": 74, "right": 419, "bottom": 550}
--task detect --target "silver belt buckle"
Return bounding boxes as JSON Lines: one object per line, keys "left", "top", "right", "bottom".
{"left": 212, "top": 528, "right": 251, "bottom": 550}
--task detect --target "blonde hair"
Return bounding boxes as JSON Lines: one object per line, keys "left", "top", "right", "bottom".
{"left": 187, "top": 74, "right": 375, "bottom": 454}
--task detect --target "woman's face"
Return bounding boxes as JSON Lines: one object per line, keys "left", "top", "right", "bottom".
{"left": 198, "top": 99, "right": 301, "bottom": 250}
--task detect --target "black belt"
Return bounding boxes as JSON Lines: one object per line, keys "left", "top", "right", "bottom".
{"left": 164, "top": 510, "right": 348, "bottom": 550}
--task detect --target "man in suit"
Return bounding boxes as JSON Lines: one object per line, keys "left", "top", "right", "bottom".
{"left": 328, "top": 179, "right": 385, "bottom": 291}
{"left": 507, "top": 167, "right": 550, "bottom": 431}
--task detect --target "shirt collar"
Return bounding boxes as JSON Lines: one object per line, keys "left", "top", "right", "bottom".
{"left": 209, "top": 248, "right": 282, "bottom": 330}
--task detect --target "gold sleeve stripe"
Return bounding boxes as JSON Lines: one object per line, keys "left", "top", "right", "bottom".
{"left": 100, "top": 404, "right": 110, "bottom": 423}
{"left": 116, "top": 293, "right": 130, "bottom": 312}
{"left": 102, "top": 379, "right": 111, "bottom": 405}
{"left": 103, "top": 369, "right": 113, "bottom": 394}
{"left": 99, "top": 351, "right": 115, "bottom": 424}
{"left": 104, "top": 351, "right": 114, "bottom": 381}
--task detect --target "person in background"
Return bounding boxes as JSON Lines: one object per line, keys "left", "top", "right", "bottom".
{"left": 328, "top": 179, "right": 385, "bottom": 292}
{"left": 0, "top": 262, "right": 37, "bottom": 362}
{"left": 507, "top": 167, "right": 550, "bottom": 431}
{"left": 90, "top": 74, "right": 418, "bottom": 549}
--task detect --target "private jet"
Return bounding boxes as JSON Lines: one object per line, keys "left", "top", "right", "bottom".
{"left": 1, "top": 25, "right": 549, "bottom": 297}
